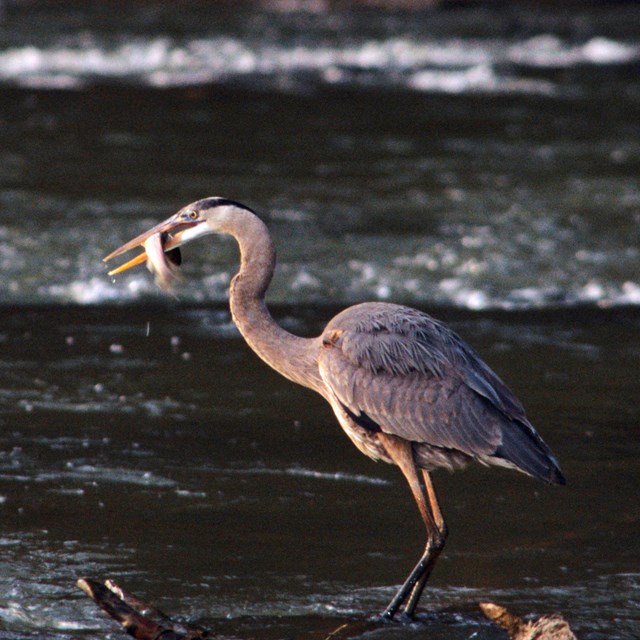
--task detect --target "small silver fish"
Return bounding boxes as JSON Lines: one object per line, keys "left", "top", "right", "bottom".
{"left": 143, "top": 232, "right": 181, "bottom": 292}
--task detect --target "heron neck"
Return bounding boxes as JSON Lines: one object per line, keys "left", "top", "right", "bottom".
{"left": 226, "top": 211, "right": 323, "bottom": 393}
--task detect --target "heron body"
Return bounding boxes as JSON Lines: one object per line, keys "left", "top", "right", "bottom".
{"left": 105, "top": 197, "right": 565, "bottom": 620}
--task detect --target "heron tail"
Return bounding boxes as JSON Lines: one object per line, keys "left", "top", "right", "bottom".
{"left": 493, "top": 421, "right": 566, "bottom": 485}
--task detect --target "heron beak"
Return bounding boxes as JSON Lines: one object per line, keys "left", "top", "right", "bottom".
{"left": 103, "top": 214, "right": 200, "bottom": 276}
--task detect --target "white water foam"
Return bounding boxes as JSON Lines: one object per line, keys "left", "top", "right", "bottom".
{"left": 0, "top": 34, "right": 637, "bottom": 92}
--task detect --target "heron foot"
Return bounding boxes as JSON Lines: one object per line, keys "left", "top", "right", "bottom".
{"left": 381, "top": 529, "right": 446, "bottom": 620}
{"left": 377, "top": 609, "right": 417, "bottom": 625}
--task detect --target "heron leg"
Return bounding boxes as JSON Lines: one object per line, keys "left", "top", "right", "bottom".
{"left": 377, "top": 434, "right": 447, "bottom": 620}
{"left": 402, "top": 471, "right": 448, "bottom": 618}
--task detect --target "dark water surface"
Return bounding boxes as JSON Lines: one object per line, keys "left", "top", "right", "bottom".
{"left": 0, "top": 1, "right": 639, "bottom": 639}
{"left": 0, "top": 304, "right": 638, "bottom": 639}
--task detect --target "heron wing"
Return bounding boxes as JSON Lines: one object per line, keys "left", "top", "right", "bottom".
{"left": 317, "top": 303, "right": 531, "bottom": 460}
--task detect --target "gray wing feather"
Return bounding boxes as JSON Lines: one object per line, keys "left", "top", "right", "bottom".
{"left": 318, "top": 302, "right": 564, "bottom": 484}
{"left": 318, "top": 303, "right": 510, "bottom": 457}
{"left": 321, "top": 345, "right": 502, "bottom": 457}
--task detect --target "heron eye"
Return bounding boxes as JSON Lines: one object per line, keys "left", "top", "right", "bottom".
{"left": 188, "top": 210, "right": 198, "bottom": 220}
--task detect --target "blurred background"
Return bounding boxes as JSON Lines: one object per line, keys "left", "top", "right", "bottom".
{"left": 0, "top": 2, "right": 638, "bottom": 639}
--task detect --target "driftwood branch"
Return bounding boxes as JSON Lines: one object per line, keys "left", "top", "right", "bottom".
{"left": 78, "top": 578, "right": 578, "bottom": 640}
{"left": 479, "top": 602, "right": 577, "bottom": 640}
{"left": 77, "top": 578, "right": 209, "bottom": 639}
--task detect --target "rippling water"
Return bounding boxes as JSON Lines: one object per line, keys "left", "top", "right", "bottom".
{"left": 1, "top": 1, "right": 639, "bottom": 309}
{"left": 1, "top": 2, "right": 639, "bottom": 639}
{"left": 0, "top": 305, "right": 639, "bottom": 639}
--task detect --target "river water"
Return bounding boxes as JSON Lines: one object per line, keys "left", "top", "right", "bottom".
{"left": 0, "top": 2, "right": 639, "bottom": 639}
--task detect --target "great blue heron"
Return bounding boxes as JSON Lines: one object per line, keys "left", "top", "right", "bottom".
{"left": 105, "top": 197, "right": 565, "bottom": 620}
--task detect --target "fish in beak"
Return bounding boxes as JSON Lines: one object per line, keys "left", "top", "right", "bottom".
{"left": 103, "top": 212, "right": 202, "bottom": 292}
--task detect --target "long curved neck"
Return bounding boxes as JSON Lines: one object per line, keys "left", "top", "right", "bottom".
{"left": 224, "top": 210, "right": 323, "bottom": 393}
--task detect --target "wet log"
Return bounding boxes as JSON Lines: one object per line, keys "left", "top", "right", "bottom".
{"left": 479, "top": 602, "right": 577, "bottom": 640}
{"left": 77, "top": 578, "right": 209, "bottom": 639}
{"left": 78, "top": 577, "right": 384, "bottom": 640}
{"left": 78, "top": 578, "right": 578, "bottom": 640}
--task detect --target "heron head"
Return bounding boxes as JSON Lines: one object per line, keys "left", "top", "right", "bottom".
{"left": 103, "top": 197, "right": 252, "bottom": 288}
